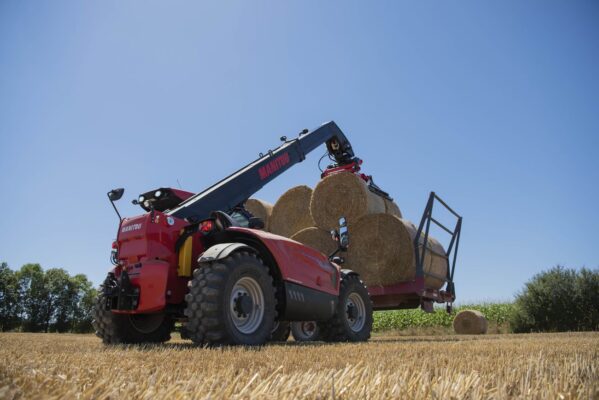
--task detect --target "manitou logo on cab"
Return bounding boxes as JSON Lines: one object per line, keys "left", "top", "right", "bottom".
{"left": 121, "top": 223, "right": 142, "bottom": 233}
{"left": 258, "top": 152, "right": 290, "bottom": 180}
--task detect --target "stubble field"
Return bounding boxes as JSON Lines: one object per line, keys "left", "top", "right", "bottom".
{"left": 0, "top": 332, "right": 597, "bottom": 399}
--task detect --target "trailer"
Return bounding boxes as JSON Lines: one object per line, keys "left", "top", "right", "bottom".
{"left": 289, "top": 191, "right": 462, "bottom": 342}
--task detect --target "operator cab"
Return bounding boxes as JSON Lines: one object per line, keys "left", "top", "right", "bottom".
{"left": 133, "top": 187, "right": 194, "bottom": 212}
{"left": 227, "top": 206, "right": 265, "bottom": 230}
{"left": 128, "top": 186, "right": 265, "bottom": 230}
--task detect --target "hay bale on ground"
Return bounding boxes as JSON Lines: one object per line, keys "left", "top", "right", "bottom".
{"left": 383, "top": 198, "right": 402, "bottom": 218}
{"left": 453, "top": 310, "right": 488, "bottom": 334}
{"left": 310, "top": 172, "right": 385, "bottom": 230}
{"left": 244, "top": 198, "right": 273, "bottom": 230}
{"left": 269, "top": 185, "right": 315, "bottom": 238}
{"left": 345, "top": 214, "right": 448, "bottom": 288}
{"left": 290, "top": 227, "right": 337, "bottom": 256}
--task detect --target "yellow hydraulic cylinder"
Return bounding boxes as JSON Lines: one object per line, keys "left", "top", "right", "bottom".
{"left": 178, "top": 236, "right": 193, "bottom": 277}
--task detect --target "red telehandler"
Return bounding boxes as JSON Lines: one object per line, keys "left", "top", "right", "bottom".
{"left": 95, "top": 121, "right": 381, "bottom": 345}
{"left": 95, "top": 121, "right": 462, "bottom": 346}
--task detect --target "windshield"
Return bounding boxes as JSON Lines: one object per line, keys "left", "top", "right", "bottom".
{"left": 229, "top": 210, "right": 250, "bottom": 228}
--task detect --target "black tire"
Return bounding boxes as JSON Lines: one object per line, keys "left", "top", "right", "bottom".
{"left": 291, "top": 321, "right": 321, "bottom": 342}
{"left": 184, "top": 251, "right": 276, "bottom": 346}
{"left": 269, "top": 321, "right": 291, "bottom": 342}
{"left": 319, "top": 273, "right": 373, "bottom": 342}
{"left": 92, "top": 291, "right": 173, "bottom": 345}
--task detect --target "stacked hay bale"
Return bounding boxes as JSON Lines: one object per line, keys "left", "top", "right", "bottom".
{"left": 244, "top": 199, "right": 273, "bottom": 230}
{"left": 310, "top": 172, "right": 391, "bottom": 229}
{"left": 309, "top": 172, "right": 447, "bottom": 289}
{"left": 268, "top": 185, "right": 315, "bottom": 238}
{"left": 453, "top": 310, "right": 488, "bottom": 334}
{"left": 290, "top": 227, "right": 338, "bottom": 256}
{"left": 343, "top": 215, "right": 447, "bottom": 288}
{"left": 254, "top": 171, "right": 448, "bottom": 290}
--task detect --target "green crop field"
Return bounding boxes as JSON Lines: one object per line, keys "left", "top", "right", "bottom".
{"left": 373, "top": 303, "right": 515, "bottom": 333}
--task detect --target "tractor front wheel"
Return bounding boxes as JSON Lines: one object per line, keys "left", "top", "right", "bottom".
{"left": 184, "top": 251, "right": 276, "bottom": 346}
{"left": 92, "top": 292, "right": 173, "bottom": 345}
{"left": 319, "top": 273, "right": 373, "bottom": 342}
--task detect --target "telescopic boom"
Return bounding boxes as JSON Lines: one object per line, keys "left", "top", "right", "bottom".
{"left": 168, "top": 121, "right": 356, "bottom": 221}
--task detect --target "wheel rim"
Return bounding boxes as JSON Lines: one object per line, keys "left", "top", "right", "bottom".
{"left": 230, "top": 276, "right": 265, "bottom": 334}
{"left": 299, "top": 321, "right": 317, "bottom": 338}
{"left": 346, "top": 292, "right": 366, "bottom": 332}
{"left": 129, "top": 313, "right": 165, "bottom": 334}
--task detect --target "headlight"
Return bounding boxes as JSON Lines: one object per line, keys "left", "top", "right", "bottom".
{"left": 154, "top": 190, "right": 162, "bottom": 198}
{"left": 144, "top": 200, "right": 151, "bottom": 208}
{"left": 138, "top": 195, "right": 145, "bottom": 203}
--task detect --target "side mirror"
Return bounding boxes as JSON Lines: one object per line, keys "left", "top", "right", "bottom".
{"left": 338, "top": 217, "right": 349, "bottom": 251}
{"left": 328, "top": 217, "right": 349, "bottom": 260}
{"left": 107, "top": 188, "right": 125, "bottom": 201}
{"left": 248, "top": 217, "right": 265, "bottom": 230}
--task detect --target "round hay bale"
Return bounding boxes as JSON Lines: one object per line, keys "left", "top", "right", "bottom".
{"left": 383, "top": 198, "right": 402, "bottom": 218}
{"left": 244, "top": 198, "right": 273, "bottom": 230}
{"left": 345, "top": 215, "right": 448, "bottom": 288}
{"left": 424, "top": 237, "right": 448, "bottom": 289}
{"left": 453, "top": 310, "right": 488, "bottom": 334}
{"left": 345, "top": 214, "right": 415, "bottom": 286}
{"left": 403, "top": 221, "right": 448, "bottom": 289}
{"left": 310, "top": 172, "right": 386, "bottom": 230}
{"left": 269, "top": 185, "right": 315, "bottom": 238}
{"left": 290, "top": 227, "right": 337, "bottom": 256}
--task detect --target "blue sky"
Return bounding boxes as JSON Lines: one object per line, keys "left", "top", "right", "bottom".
{"left": 1, "top": 1, "right": 597, "bottom": 303}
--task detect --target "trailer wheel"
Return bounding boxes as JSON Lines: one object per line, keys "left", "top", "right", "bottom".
{"left": 269, "top": 321, "right": 291, "bottom": 342}
{"left": 92, "top": 290, "right": 173, "bottom": 345}
{"left": 319, "top": 273, "right": 372, "bottom": 342}
{"left": 291, "top": 321, "right": 321, "bottom": 342}
{"left": 184, "top": 251, "right": 276, "bottom": 346}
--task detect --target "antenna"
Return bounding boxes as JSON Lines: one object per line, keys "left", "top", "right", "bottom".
{"left": 176, "top": 179, "right": 182, "bottom": 189}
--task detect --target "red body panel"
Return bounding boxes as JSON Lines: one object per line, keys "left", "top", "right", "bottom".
{"left": 115, "top": 261, "right": 170, "bottom": 313}
{"left": 112, "top": 212, "right": 197, "bottom": 313}
{"left": 228, "top": 227, "right": 340, "bottom": 296}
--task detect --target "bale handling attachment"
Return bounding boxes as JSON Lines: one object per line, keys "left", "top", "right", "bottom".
{"left": 368, "top": 192, "right": 462, "bottom": 313}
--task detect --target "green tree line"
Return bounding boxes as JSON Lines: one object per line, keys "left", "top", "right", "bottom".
{"left": 0, "top": 262, "right": 97, "bottom": 333}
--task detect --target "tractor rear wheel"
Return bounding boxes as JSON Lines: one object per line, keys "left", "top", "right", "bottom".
{"left": 269, "top": 321, "right": 291, "bottom": 342}
{"left": 92, "top": 292, "right": 173, "bottom": 344}
{"left": 291, "top": 321, "right": 321, "bottom": 342}
{"left": 184, "top": 251, "right": 276, "bottom": 346}
{"left": 319, "top": 273, "right": 372, "bottom": 342}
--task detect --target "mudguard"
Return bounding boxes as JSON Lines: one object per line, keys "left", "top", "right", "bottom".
{"left": 198, "top": 242, "right": 256, "bottom": 263}
{"left": 225, "top": 227, "right": 341, "bottom": 296}
{"left": 341, "top": 269, "right": 360, "bottom": 279}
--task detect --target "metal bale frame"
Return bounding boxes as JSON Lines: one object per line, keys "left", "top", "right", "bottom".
{"left": 369, "top": 192, "right": 462, "bottom": 313}
{"left": 414, "top": 192, "right": 462, "bottom": 310}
